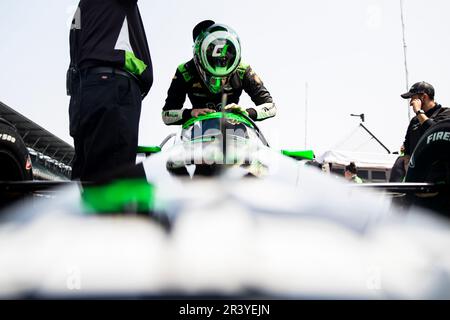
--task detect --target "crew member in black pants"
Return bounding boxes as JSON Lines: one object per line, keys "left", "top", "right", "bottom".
{"left": 67, "top": 0, "right": 153, "bottom": 181}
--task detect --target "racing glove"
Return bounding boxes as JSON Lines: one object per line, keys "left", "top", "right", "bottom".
{"left": 224, "top": 103, "right": 249, "bottom": 117}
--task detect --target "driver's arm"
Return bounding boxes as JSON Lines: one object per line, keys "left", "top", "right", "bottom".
{"left": 162, "top": 68, "right": 192, "bottom": 125}
{"left": 242, "top": 66, "right": 277, "bottom": 121}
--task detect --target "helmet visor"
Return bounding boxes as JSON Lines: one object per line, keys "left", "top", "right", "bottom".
{"left": 199, "top": 31, "right": 241, "bottom": 77}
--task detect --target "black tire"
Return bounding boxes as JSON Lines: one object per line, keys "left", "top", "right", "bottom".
{"left": 0, "top": 121, "right": 33, "bottom": 181}
{"left": 405, "top": 119, "right": 450, "bottom": 215}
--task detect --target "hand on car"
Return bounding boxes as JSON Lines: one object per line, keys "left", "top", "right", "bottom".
{"left": 191, "top": 108, "right": 215, "bottom": 118}
{"left": 224, "top": 103, "right": 249, "bottom": 117}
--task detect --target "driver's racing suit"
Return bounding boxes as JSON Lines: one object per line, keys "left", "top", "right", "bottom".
{"left": 162, "top": 59, "right": 276, "bottom": 125}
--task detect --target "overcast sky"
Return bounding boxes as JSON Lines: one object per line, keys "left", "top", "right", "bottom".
{"left": 1, "top": 0, "right": 450, "bottom": 155}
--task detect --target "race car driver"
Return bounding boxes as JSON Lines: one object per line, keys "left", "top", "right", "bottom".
{"left": 162, "top": 21, "right": 277, "bottom": 125}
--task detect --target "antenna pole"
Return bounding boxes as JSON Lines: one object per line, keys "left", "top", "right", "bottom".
{"left": 304, "top": 82, "right": 308, "bottom": 149}
{"left": 400, "top": 0, "right": 411, "bottom": 120}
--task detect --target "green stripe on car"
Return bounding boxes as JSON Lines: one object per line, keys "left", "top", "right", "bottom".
{"left": 82, "top": 179, "right": 155, "bottom": 214}
{"left": 281, "top": 150, "right": 315, "bottom": 161}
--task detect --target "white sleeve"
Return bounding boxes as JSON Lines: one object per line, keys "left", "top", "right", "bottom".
{"left": 162, "top": 109, "right": 186, "bottom": 125}
{"left": 253, "top": 103, "right": 277, "bottom": 120}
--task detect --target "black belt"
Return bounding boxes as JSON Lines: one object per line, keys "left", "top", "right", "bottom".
{"left": 84, "top": 66, "right": 136, "bottom": 80}
{"left": 82, "top": 66, "right": 145, "bottom": 97}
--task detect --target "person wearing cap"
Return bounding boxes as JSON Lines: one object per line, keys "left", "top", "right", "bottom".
{"left": 389, "top": 144, "right": 407, "bottom": 182}
{"left": 399, "top": 82, "right": 450, "bottom": 171}
{"left": 344, "top": 162, "right": 363, "bottom": 184}
{"left": 161, "top": 20, "right": 276, "bottom": 125}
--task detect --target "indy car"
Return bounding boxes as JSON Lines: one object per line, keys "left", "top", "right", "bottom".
{"left": 1, "top": 102, "right": 448, "bottom": 215}
{"left": 0, "top": 110, "right": 449, "bottom": 299}
{"left": 90, "top": 110, "right": 450, "bottom": 217}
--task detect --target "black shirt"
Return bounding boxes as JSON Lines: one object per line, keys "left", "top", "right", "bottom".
{"left": 403, "top": 104, "right": 450, "bottom": 155}
{"left": 69, "top": 0, "right": 153, "bottom": 98}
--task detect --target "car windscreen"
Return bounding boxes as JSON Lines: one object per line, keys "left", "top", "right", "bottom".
{"left": 181, "top": 113, "right": 261, "bottom": 144}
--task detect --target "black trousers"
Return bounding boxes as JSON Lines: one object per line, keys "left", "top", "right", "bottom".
{"left": 69, "top": 71, "right": 142, "bottom": 181}
{"left": 389, "top": 156, "right": 407, "bottom": 182}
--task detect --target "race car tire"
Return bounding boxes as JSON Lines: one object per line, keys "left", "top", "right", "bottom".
{"left": 405, "top": 119, "right": 450, "bottom": 215}
{"left": 0, "top": 121, "right": 33, "bottom": 181}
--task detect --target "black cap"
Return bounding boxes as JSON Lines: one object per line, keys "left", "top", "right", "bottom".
{"left": 193, "top": 20, "right": 215, "bottom": 42}
{"left": 401, "top": 81, "right": 435, "bottom": 99}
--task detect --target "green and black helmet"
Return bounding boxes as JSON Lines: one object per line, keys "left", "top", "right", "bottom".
{"left": 193, "top": 24, "right": 241, "bottom": 94}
